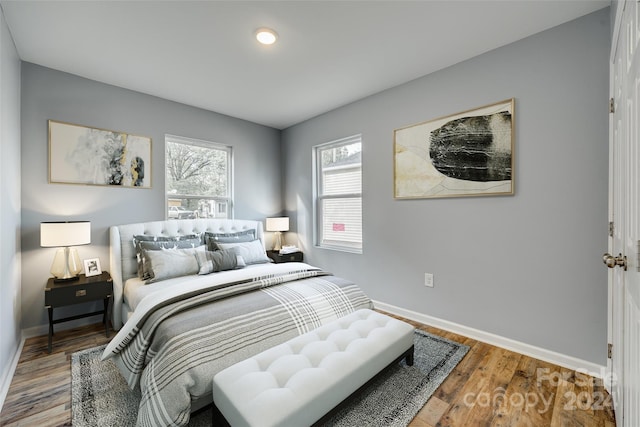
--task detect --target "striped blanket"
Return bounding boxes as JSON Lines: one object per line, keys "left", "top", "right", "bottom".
{"left": 102, "top": 265, "right": 372, "bottom": 427}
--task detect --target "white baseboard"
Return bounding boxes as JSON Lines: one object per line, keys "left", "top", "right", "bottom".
{"left": 373, "top": 300, "right": 607, "bottom": 379}
{"left": 22, "top": 324, "right": 49, "bottom": 340}
{"left": 0, "top": 335, "right": 25, "bottom": 413}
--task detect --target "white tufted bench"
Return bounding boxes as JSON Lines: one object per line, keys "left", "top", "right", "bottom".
{"left": 212, "top": 309, "right": 415, "bottom": 427}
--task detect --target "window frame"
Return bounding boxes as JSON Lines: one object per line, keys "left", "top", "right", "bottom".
{"left": 165, "top": 134, "right": 234, "bottom": 219}
{"left": 312, "top": 134, "right": 363, "bottom": 254}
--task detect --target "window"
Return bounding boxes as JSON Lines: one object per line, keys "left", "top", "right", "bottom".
{"left": 165, "top": 135, "right": 232, "bottom": 219}
{"left": 313, "top": 135, "right": 362, "bottom": 252}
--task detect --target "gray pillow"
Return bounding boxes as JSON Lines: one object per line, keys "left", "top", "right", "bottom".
{"left": 133, "top": 234, "right": 201, "bottom": 279}
{"left": 215, "top": 240, "right": 270, "bottom": 265}
{"left": 144, "top": 248, "right": 199, "bottom": 283}
{"left": 194, "top": 249, "right": 245, "bottom": 275}
{"left": 204, "top": 229, "right": 256, "bottom": 251}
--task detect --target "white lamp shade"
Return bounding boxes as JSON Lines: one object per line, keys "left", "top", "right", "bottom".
{"left": 265, "top": 217, "right": 289, "bottom": 232}
{"left": 40, "top": 221, "right": 91, "bottom": 247}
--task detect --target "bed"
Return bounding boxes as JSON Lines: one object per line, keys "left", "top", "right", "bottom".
{"left": 102, "top": 218, "right": 373, "bottom": 427}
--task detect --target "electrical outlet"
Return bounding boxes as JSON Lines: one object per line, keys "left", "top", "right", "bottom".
{"left": 424, "top": 273, "right": 434, "bottom": 287}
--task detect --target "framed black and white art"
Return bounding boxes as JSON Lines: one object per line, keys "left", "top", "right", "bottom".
{"left": 394, "top": 99, "right": 514, "bottom": 199}
{"left": 83, "top": 258, "right": 102, "bottom": 277}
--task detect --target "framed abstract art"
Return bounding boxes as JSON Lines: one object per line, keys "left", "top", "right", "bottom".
{"left": 48, "top": 120, "right": 151, "bottom": 188}
{"left": 394, "top": 99, "right": 514, "bottom": 199}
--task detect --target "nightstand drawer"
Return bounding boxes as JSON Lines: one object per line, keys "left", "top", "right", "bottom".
{"left": 44, "top": 272, "right": 113, "bottom": 308}
{"left": 45, "top": 281, "right": 111, "bottom": 307}
{"left": 279, "top": 252, "right": 303, "bottom": 262}
{"left": 267, "top": 250, "right": 304, "bottom": 263}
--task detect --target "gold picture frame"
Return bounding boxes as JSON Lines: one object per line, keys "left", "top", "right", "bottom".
{"left": 394, "top": 98, "right": 514, "bottom": 199}
{"left": 48, "top": 120, "right": 152, "bottom": 188}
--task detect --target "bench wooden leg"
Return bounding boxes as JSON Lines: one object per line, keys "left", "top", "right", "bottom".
{"left": 212, "top": 403, "right": 230, "bottom": 427}
{"left": 405, "top": 345, "right": 415, "bottom": 366}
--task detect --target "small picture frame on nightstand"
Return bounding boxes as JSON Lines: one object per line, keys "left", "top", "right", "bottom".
{"left": 83, "top": 258, "right": 102, "bottom": 277}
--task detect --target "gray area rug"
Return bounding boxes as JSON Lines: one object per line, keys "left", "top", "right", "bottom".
{"left": 72, "top": 330, "right": 468, "bottom": 426}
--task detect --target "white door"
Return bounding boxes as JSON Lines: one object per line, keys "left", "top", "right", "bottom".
{"left": 608, "top": 2, "right": 640, "bottom": 426}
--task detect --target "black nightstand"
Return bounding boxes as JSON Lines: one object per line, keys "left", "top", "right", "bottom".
{"left": 44, "top": 271, "right": 113, "bottom": 353}
{"left": 267, "top": 250, "right": 304, "bottom": 263}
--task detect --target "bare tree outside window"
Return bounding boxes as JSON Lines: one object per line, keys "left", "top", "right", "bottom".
{"left": 165, "top": 135, "right": 232, "bottom": 219}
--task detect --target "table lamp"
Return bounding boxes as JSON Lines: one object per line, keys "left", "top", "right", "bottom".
{"left": 265, "top": 217, "right": 289, "bottom": 251}
{"left": 40, "top": 221, "right": 91, "bottom": 281}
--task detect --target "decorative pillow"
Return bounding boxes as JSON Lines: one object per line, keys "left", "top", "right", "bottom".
{"left": 133, "top": 234, "right": 201, "bottom": 279}
{"left": 204, "top": 229, "right": 256, "bottom": 251}
{"left": 194, "top": 248, "right": 244, "bottom": 275}
{"left": 215, "top": 240, "right": 270, "bottom": 265}
{"left": 144, "top": 248, "right": 199, "bottom": 283}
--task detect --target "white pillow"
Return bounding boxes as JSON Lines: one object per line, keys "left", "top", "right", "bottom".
{"left": 215, "top": 240, "right": 270, "bottom": 265}
{"left": 144, "top": 248, "right": 199, "bottom": 283}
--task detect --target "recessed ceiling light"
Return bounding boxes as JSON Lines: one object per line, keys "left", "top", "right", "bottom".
{"left": 255, "top": 28, "right": 278, "bottom": 45}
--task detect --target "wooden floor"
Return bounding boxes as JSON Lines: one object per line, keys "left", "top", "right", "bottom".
{"left": 0, "top": 316, "right": 616, "bottom": 427}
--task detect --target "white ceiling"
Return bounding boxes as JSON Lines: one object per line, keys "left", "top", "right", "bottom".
{"left": 1, "top": 0, "right": 609, "bottom": 129}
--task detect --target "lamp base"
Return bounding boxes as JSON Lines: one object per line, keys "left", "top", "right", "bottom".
{"left": 272, "top": 231, "right": 283, "bottom": 251}
{"left": 50, "top": 247, "right": 83, "bottom": 282}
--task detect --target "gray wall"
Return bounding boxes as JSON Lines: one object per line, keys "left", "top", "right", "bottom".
{"left": 0, "top": 5, "right": 21, "bottom": 399}
{"left": 20, "top": 64, "right": 282, "bottom": 330}
{"left": 282, "top": 9, "right": 610, "bottom": 364}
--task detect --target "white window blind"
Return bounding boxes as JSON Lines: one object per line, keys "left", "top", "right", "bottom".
{"left": 314, "top": 135, "right": 362, "bottom": 253}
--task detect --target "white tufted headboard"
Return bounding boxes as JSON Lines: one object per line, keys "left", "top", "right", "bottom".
{"left": 109, "top": 218, "right": 264, "bottom": 330}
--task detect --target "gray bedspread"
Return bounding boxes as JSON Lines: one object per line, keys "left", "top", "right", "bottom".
{"left": 102, "top": 265, "right": 372, "bottom": 426}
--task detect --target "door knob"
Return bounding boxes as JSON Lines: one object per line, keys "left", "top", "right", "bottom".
{"left": 603, "top": 253, "right": 627, "bottom": 271}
